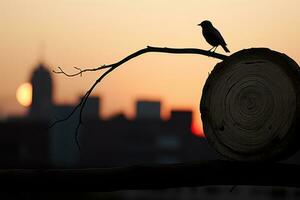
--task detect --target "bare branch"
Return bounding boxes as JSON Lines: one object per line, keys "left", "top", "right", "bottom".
{"left": 53, "top": 65, "right": 110, "bottom": 77}
{"left": 53, "top": 46, "right": 228, "bottom": 77}
{"left": 48, "top": 97, "right": 84, "bottom": 129}
{"left": 103, "top": 46, "right": 228, "bottom": 70}
{"left": 49, "top": 67, "right": 117, "bottom": 149}
{"left": 50, "top": 46, "right": 228, "bottom": 149}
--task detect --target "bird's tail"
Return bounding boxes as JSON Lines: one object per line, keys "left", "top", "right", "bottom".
{"left": 221, "top": 45, "right": 230, "bottom": 53}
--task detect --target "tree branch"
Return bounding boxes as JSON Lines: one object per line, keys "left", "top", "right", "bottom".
{"left": 49, "top": 67, "right": 116, "bottom": 148}
{"left": 50, "top": 46, "right": 228, "bottom": 148}
{"left": 53, "top": 46, "right": 228, "bottom": 77}
{"left": 53, "top": 65, "right": 110, "bottom": 77}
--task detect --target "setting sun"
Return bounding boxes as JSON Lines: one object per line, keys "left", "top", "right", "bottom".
{"left": 16, "top": 83, "right": 32, "bottom": 107}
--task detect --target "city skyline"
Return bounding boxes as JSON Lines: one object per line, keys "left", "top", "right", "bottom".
{"left": 8, "top": 61, "right": 203, "bottom": 137}
{"left": 6, "top": 60, "right": 204, "bottom": 137}
{"left": 0, "top": 61, "right": 210, "bottom": 168}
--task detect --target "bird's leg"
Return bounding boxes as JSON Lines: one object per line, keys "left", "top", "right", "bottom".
{"left": 213, "top": 46, "right": 218, "bottom": 52}
{"left": 208, "top": 46, "right": 215, "bottom": 52}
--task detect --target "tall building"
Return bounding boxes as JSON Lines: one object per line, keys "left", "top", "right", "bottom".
{"left": 29, "top": 62, "right": 53, "bottom": 120}
{"left": 50, "top": 104, "right": 79, "bottom": 168}
{"left": 81, "top": 96, "right": 100, "bottom": 120}
{"left": 50, "top": 96, "right": 100, "bottom": 167}
{"left": 136, "top": 100, "right": 161, "bottom": 120}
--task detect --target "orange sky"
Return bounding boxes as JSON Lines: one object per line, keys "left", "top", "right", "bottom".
{"left": 1, "top": 0, "right": 300, "bottom": 134}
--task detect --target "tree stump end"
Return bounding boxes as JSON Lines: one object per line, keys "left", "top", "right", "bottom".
{"left": 200, "top": 48, "right": 300, "bottom": 162}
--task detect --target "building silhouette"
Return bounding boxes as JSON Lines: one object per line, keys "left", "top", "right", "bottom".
{"left": 136, "top": 100, "right": 161, "bottom": 120}
{"left": 29, "top": 62, "right": 53, "bottom": 120}
{"left": 81, "top": 96, "right": 100, "bottom": 120}
{"left": 49, "top": 96, "right": 100, "bottom": 167}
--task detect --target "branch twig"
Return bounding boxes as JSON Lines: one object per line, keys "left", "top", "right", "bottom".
{"left": 53, "top": 46, "right": 227, "bottom": 77}
{"left": 49, "top": 67, "right": 116, "bottom": 148}
{"left": 53, "top": 65, "right": 110, "bottom": 77}
{"left": 50, "top": 46, "right": 228, "bottom": 148}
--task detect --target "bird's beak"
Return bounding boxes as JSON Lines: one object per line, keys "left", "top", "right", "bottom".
{"left": 197, "top": 23, "right": 202, "bottom": 26}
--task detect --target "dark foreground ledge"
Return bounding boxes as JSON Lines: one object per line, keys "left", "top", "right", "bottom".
{"left": 0, "top": 160, "right": 299, "bottom": 190}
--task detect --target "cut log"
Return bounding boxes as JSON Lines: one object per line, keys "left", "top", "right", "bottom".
{"left": 200, "top": 48, "right": 300, "bottom": 161}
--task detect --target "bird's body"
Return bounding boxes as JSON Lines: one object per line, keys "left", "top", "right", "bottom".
{"left": 198, "top": 20, "right": 230, "bottom": 53}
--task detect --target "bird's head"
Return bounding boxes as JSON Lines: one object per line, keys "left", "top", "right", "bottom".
{"left": 198, "top": 20, "right": 213, "bottom": 28}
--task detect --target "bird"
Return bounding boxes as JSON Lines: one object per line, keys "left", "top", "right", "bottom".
{"left": 198, "top": 20, "right": 230, "bottom": 53}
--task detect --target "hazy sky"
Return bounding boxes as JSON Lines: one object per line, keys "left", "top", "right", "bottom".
{"left": 1, "top": 0, "right": 300, "bottom": 133}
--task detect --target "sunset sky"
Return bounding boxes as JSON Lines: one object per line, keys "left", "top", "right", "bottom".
{"left": 1, "top": 0, "right": 300, "bottom": 134}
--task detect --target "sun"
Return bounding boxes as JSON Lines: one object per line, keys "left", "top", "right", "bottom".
{"left": 16, "top": 82, "right": 32, "bottom": 107}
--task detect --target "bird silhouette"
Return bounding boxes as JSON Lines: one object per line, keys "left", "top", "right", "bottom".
{"left": 198, "top": 20, "right": 230, "bottom": 53}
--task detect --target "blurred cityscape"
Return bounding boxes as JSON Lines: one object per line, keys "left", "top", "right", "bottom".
{"left": 1, "top": 62, "right": 300, "bottom": 199}
{"left": 0, "top": 62, "right": 218, "bottom": 169}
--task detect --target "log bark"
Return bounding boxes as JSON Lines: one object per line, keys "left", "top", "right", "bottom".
{"left": 200, "top": 48, "right": 300, "bottom": 161}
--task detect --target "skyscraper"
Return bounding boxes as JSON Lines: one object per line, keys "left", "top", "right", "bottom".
{"left": 29, "top": 62, "right": 53, "bottom": 120}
